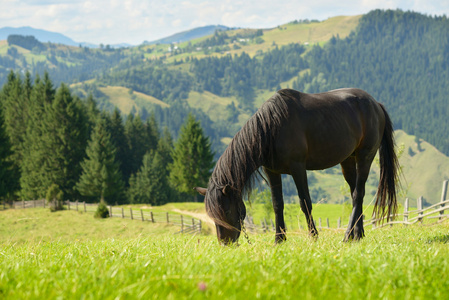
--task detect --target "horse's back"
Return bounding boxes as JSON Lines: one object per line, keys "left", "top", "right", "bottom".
{"left": 271, "top": 88, "right": 385, "bottom": 171}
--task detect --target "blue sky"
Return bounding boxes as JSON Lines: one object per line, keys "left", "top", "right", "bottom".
{"left": 1, "top": 0, "right": 448, "bottom": 45}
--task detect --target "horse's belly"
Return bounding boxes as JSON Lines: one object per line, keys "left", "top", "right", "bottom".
{"left": 304, "top": 136, "right": 359, "bottom": 170}
{"left": 305, "top": 155, "right": 351, "bottom": 170}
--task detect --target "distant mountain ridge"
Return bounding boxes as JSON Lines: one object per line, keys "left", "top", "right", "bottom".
{"left": 0, "top": 26, "right": 78, "bottom": 46}
{"left": 0, "top": 25, "right": 231, "bottom": 48}
{"left": 0, "top": 26, "right": 131, "bottom": 48}
{"left": 144, "top": 25, "right": 230, "bottom": 44}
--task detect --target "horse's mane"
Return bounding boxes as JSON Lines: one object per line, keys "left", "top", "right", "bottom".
{"left": 205, "top": 90, "right": 291, "bottom": 224}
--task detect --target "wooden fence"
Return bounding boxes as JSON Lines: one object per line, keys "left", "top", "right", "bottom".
{"left": 5, "top": 199, "right": 202, "bottom": 235}
{"left": 243, "top": 180, "right": 449, "bottom": 233}
{"left": 4, "top": 180, "right": 449, "bottom": 234}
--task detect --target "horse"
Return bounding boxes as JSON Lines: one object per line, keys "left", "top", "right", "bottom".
{"left": 195, "top": 88, "right": 399, "bottom": 244}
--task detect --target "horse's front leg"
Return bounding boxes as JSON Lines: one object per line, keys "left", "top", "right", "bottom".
{"left": 290, "top": 162, "right": 318, "bottom": 238}
{"left": 264, "top": 167, "right": 287, "bottom": 244}
{"left": 342, "top": 156, "right": 373, "bottom": 242}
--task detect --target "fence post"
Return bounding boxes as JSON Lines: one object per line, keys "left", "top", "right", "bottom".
{"left": 181, "top": 215, "right": 184, "bottom": 233}
{"left": 43, "top": 199, "right": 45, "bottom": 208}
{"left": 404, "top": 198, "right": 409, "bottom": 224}
{"left": 326, "top": 218, "right": 329, "bottom": 229}
{"left": 417, "top": 196, "right": 423, "bottom": 223}
{"left": 319, "top": 218, "right": 322, "bottom": 230}
{"left": 440, "top": 180, "right": 448, "bottom": 220}
{"left": 151, "top": 211, "right": 154, "bottom": 223}
{"left": 109, "top": 206, "right": 112, "bottom": 217}
{"left": 199, "top": 220, "right": 202, "bottom": 233}
{"left": 76, "top": 200, "right": 79, "bottom": 211}
{"left": 141, "top": 209, "right": 144, "bottom": 221}
{"left": 84, "top": 201, "right": 86, "bottom": 212}
{"left": 130, "top": 208, "right": 133, "bottom": 220}
{"left": 34, "top": 199, "right": 36, "bottom": 208}
{"left": 166, "top": 212, "right": 169, "bottom": 224}
{"left": 22, "top": 200, "right": 24, "bottom": 209}
{"left": 122, "top": 207, "right": 124, "bottom": 218}
{"left": 68, "top": 200, "right": 70, "bottom": 211}
{"left": 337, "top": 217, "right": 341, "bottom": 229}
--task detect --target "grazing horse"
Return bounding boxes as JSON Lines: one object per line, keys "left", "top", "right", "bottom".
{"left": 195, "top": 88, "right": 399, "bottom": 244}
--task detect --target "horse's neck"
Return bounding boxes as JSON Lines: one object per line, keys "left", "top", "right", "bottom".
{"left": 222, "top": 139, "right": 264, "bottom": 193}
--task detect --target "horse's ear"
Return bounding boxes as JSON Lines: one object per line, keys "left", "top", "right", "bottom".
{"left": 194, "top": 187, "right": 207, "bottom": 196}
{"left": 222, "top": 185, "right": 232, "bottom": 196}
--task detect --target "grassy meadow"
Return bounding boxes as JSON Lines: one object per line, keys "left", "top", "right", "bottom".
{"left": 1, "top": 205, "right": 449, "bottom": 299}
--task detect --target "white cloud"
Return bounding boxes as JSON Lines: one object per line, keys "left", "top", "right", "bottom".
{"left": 0, "top": 0, "right": 448, "bottom": 45}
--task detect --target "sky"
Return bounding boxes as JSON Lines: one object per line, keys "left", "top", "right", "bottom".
{"left": 1, "top": 0, "right": 449, "bottom": 45}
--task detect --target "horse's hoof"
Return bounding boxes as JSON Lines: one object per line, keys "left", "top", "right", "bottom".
{"left": 343, "top": 232, "right": 353, "bottom": 242}
{"left": 353, "top": 232, "right": 365, "bottom": 241}
{"left": 274, "top": 234, "right": 287, "bottom": 244}
{"left": 309, "top": 230, "right": 319, "bottom": 240}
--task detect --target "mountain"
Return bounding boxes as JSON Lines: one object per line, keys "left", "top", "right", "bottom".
{"left": 143, "top": 25, "right": 230, "bottom": 44}
{"left": 0, "top": 26, "right": 78, "bottom": 46}
{"left": 0, "top": 26, "right": 132, "bottom": 48}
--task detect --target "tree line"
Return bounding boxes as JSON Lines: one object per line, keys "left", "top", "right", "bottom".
{"left": 0, "top": 71, "right": 214, "bottom": 204}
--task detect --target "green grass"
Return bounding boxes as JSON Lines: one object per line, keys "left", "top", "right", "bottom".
{"left": 186, "top": 90, "right": 236, "bottom": 122}
{"left": 1, "top": 206, "right": 449, "bottom": 299}
{"left": 0, "top": 208, "right": 179, "bottom": 244}
{"left": 97, "top": 85, "right": 169, "bottom": 115}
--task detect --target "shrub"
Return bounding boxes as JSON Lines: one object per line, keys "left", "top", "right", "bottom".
{"left": 46, "top": 184, "right": 64, "bottom": 212}
{"left": 94, "top": 201, "right": 110, "bottom": 219}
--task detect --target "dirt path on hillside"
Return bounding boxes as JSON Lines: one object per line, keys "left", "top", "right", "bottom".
{"left": 171, "top": 209, "right": 215, "bottom": 226}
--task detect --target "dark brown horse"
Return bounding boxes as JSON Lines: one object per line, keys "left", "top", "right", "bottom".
{"left": 195, "top": 88, "right": 399, "bottom": 244}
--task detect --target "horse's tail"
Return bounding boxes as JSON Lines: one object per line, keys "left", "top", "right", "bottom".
{"left": 374, "top": 103, "right": 400, "bottom": 223}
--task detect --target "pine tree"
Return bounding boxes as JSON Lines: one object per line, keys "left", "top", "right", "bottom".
{"left": 40, "top": 83, "right": 89, "bottom": 199}
{"left": 0, "top": 101, "right": 14, "bottom": 201}
{"left": 76, "top": 116, "right": 125, "bottom": 204}
{"left": 0, "top": 71, "right": 27, "bottom": 186}
{"left": 128, "top": 150, "right": 170, "bottom": 205}
{"left": 20, "top": 81, "right": 88, "bottom": 200}
{"left": 83, "top": 93, "right": 100, "bottom": 137}
{"left": 124, "top": 113, "right": 149, "bottom": 181}
{"left": 157, "top": 126, "right": 174, "bottom": 169}
{"left": 146, "top": 111, "right": 160, "bottom": 152}
{"left": 20, "top": 74, "right": 53, "bottom": 199}
{"left": 107, "top": 108, "right": 129, "bottom": 184}
{"left": 169, "top": 114, "right": 214, "bottom": 200}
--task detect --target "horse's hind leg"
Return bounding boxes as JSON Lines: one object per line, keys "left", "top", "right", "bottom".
{"left": 290, "top": 162, "right": 318, "bottom": 237}
{"left": 342, "top": 155, "right": 374, "bottom": 241}
{"left": 264, "top": 168, "right": 287, "bottom": 243}
{"left": 341, "top": 157, "right": 362, "bottom": 241}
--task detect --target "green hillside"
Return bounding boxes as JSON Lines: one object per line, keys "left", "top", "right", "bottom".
{"left": 394, "top": 130, "right": 449, "bottom": 203}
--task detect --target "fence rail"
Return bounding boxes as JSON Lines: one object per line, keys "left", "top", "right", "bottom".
{"left": 243, "top": 180, "right": 449, "bottom": 233}
{"left": 4, "top": 180, "right": 449, "bottom": 235}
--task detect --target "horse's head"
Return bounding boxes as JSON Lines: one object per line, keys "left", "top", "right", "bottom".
{"left": 194, "top": 185, "right": 246, "bottom": 245}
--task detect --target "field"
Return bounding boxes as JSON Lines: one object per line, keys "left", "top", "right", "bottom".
{"left": 1, "top": 205, "right": 449, "bottom": 299}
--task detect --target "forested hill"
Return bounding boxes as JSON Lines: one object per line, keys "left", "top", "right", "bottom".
{"left": 1, "top": 9, "right": 449, "bottom": 157}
